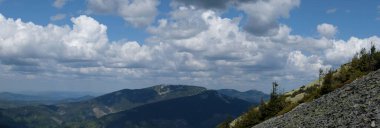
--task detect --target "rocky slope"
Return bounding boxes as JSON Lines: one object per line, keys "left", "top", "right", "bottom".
{"left": 252, "top": 69, "right": 380, "bottom": 128}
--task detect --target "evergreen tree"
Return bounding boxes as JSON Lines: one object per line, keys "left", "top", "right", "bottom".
{"left": 370, "top": 42, "right": 376, "bottom": 71}
{"left": 321, "top": 69, "right": 334, "bottom": 94}
{"left": 371, "top": 42, "right": 376, "bottom": 55}
{"left": 270, "top": 82, "right": 279, "bottom": 100}
{"left": 319, "top": 68, "right": 323, "bottom": 86}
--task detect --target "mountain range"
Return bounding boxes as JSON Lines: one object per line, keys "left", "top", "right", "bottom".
{"left": 0, "top": 85, "right": 268, "bottom": 128}
{"left": 0, "top": 92, "right": 95, "bottom": 109}
{"left": 98, "top": 91, "right": 252, "bottom": 128}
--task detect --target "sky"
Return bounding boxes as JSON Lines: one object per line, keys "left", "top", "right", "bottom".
{"left": 0, "top": 0, "right": 379, "bottom": 94}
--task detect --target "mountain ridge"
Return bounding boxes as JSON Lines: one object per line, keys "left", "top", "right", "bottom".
{"left": 98, "top": 90, "right": 252, "bottom": 128}
{"left": 217, "top": 89, "right": 269, "bottom": 104}
{"left": 0, "top": 84, "right": 267, "bottom": 128}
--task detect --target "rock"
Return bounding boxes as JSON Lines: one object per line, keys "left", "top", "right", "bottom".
{"left": 252, "top": 69, "right": 380, "bottom": 128}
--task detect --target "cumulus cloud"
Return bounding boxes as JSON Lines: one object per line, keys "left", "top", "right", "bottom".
{"left": 86, "top": 0, "right": 159, "bottom": 27}
{"left": 0, "top": 7, "right": 379, "bottom": 93}
{"left": 171, "top": 0, "right": 230, "bottom": 10}
{"left": 147, "top": 7, "right": 208, "bottom": 41}
{"left": 237, "top": 0, "right": 300, "bottom": 36}
{"left": 50, "top": 13, "right": 66, "bottom": 21}
{"left": 170, "top": 0, "right": 300, "bottom": 36}
{"left": 287, "top": 51, "right": 331, "bottom": 73}
{"left": 0, "top": 14, "right": 108, "bottom": 64}
{"left": 317, "top": 23, "right": 338, "bottom": 38}
{"left": 145, "top": 7, "right": 331, "bottom": 91}
{"left": 146, "top": 6, "right": 380, "bottom": 91}
{"left": 0, "top": 13, "right": 169, "bottom": 79}
{"left": 53, "top": 0, "right": 68, "bottom": 8}
{"left": 149, "top": 8, "right": 263, "bottom": 76}
{"left": 325, "top": 36, "right": 380, "bottom": 65}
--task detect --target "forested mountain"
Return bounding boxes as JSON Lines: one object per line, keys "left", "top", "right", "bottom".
{"left": 98, "top": 91, "right": 252, "bottom": 128}
{"left": 0, "top": 85, "right": 263, "bottom": 128}
{"left": 217, "top": 89, "right": 269, "bottom": 104}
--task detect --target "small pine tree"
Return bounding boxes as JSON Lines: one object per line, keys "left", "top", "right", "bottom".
{"left": 370, "top": 42, "right": 376, "bottom": 71}
{"left": 321, "top": 69, "right": 334, "bottom": 94}
{"left": 270, "top": 82, "right": 279, "bottom": 100}
{"left": 371, "top": 42, "right": 376, "bottom": 55}
{"left": 319, "top": 68, "right": 323, "bottom": 86}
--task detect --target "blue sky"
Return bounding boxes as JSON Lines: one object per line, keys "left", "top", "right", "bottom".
{"left": 281, "top": 0, "right": 380, "bottom": 40}
{"left": 0, "top": 0, "right": 379, "bottom": 94}
{"left": 2, "top": 0, "right": 379, "bottom": 42}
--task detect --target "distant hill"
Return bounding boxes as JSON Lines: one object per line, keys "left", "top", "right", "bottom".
{"left": 98, "top": 91, "right": 252, "bottom": 128}
{"left": 57, "top": 85, "right": 207, "bottom": 122}
{"left": 0, "top": 85, "right": 208, "bottom": 127}
{"left": 0, "top": 91, "right": 99, "bottom": 101}
{"left": 91, "top": 84, "right": 207, "bottom": 112}
{"left": 0, "top": 85, "right": 258, "bottom": 128}
{"left": 0, "top": 92, "right": 95, "bottom": 109}
{"left": 0, "top": 105, "right": 61, "bottom": 128}
{"left": 217, "top": 89, "right": 269, "bottom": 104}
{"left": 58, "top": 95, "right": 94, "bottom": 103}
{"left": 0, "top": 92, "right": 47, "bottom": 101}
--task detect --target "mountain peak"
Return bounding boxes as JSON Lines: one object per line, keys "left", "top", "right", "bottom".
{"left": 149, "top": 84, "right": 207, "bottom": 89}
{"left": 149, "top": 84, "right": 207, "bottom": 96}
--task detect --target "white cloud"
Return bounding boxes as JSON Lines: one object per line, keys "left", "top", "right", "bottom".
{"left": 0, "top": 8, "right": 379, "bottom": 93}
{"left": 325, "top": 36, "right": 380, "bottom": 65}
{"left": 87, "top": 0, "right": 159, "bottom": 27}
{"left": 326, "top": 8, "right": 337, "bottom": 14}
{"left": 317, "top": 23, "right": 338, "bottom": 38}
{"left": 171, "top": 0, "right": 230, "bottom": 10}
{"left": 0, "top": 14, "right": 107, "bottom": 61}
{"left": 50, "top": 13, "right": 66, "bottom": 21}
{"left": 287, "top": 51, "right": 331, "bottom": 73}
{"left": 53, "top": 0, "right": 68, "bottom": 8}
{"left": 63, "top": 15, "right": 108, "bottom": 59}
{"left": 0, "top": 13, "right": 167, "bottom": 79}
{"left": 144, "top": 8, "right": 380, "bottom": 91}
{"left": 172, "top": 0, "right": 301, "bottom": 36}
{"left": 237, "top": 0, "right": 300, "bottom": 35}
{"left": 147, "top": 7, "right": 208, "bottom": 41}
